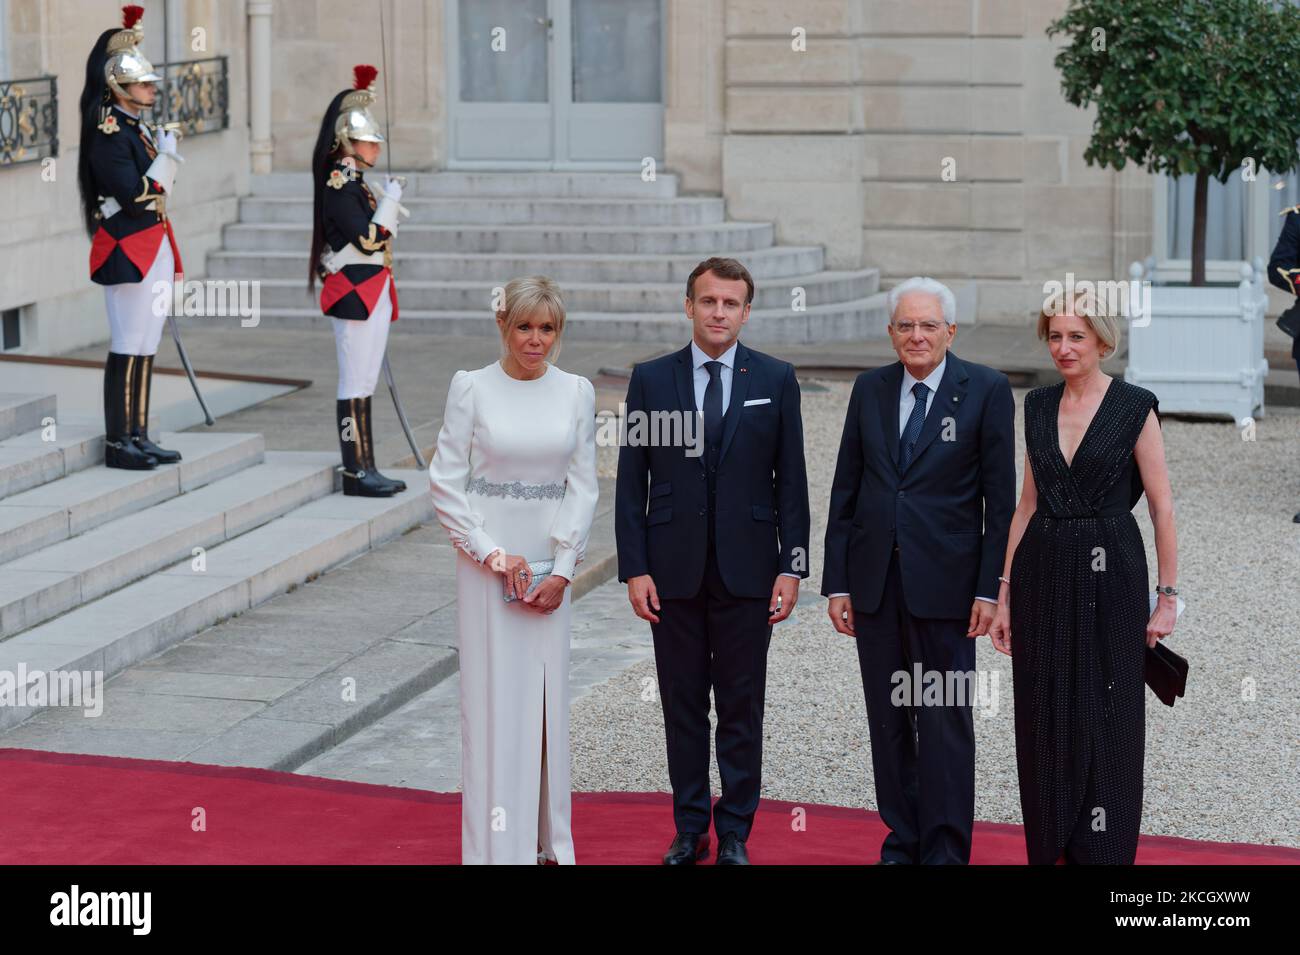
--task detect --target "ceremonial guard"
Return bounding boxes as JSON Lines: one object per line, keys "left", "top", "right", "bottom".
{"left": 1266, "top": 203, "right": 1300, "bottom": 523}
{"left": 308, "top": 65, "right": 410, "bottom": 497}
{"left": 77, "top": 5, "right": 184, "bottom": 469}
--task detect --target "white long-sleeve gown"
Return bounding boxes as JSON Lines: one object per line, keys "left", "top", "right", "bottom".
{"left": 427, "top": 360, "right": 598, "bottom": 865}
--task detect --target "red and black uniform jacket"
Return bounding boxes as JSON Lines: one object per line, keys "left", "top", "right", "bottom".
{"left": 87, "top": 107, "right": 177, "bottom": 285}
{"left": 318, "top": 162, "right": 399, "bottom": 322}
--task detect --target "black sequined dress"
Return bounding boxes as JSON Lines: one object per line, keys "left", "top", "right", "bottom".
{"left": 1010, "top": 377, "right": 1159, "bottom": 865}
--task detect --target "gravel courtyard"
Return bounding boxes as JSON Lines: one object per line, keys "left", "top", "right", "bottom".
{"left": 573, "top": 376, "right": 1300, "bottom": 848}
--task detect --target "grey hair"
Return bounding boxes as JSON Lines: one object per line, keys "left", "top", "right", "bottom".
{"left": 887, "top": 277, "right": 956, "bottom": 326}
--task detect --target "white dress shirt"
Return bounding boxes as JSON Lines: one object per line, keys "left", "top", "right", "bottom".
{"left": 899, "top": 356, "right": 946, "bottom": 436}
{"left": 690, "top": 338, "right": 797, "bottom": 583}
{"left": 829, "top": 355, "right": 994, "bottom": 604}
{"left": 691, "top": 339, "right": 737, "bottom": 414}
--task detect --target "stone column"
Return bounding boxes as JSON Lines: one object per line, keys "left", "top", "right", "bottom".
{"left": 248, "top": 0, "right": 273, "bottom": 173}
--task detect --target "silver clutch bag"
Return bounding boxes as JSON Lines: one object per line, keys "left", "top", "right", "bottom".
{"left": 503, "top": 559, "right": 554, "bottom": 603}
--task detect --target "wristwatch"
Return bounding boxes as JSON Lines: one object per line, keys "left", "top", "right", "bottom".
{"left": 1154, "top": 585, "right": 1179, "bottom": 596}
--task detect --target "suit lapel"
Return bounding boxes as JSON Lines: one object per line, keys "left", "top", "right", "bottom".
{"left": 879, "top": 362, "right": 903, "bottom": 470}
{"left": 672, "top": 344, "right": 704, "bottom": 470}
{"left": 901, "top": 352, "right": 969, "bottom": 476}
{"left": 718, "top": 342, "right": 752, "bottom": 466}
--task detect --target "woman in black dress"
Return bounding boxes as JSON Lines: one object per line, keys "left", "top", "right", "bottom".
{"left": 988, "top": 295, "right": 1178, "bottom": 865}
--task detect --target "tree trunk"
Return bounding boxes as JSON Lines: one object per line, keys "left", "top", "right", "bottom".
{"left": 1191, "top": 169, "right": 1209, "bottom": 286}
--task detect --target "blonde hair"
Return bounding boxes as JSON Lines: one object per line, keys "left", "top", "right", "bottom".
{"left": 496, "top": 275, "right": 566, "bottom": 362}
{"left": 1037, "top": 289, "right": 1120, "bottom": 360}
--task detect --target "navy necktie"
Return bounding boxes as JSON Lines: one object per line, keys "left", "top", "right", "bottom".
{"left": 900, "top": 381, "right": 929, "bottom": 471}
{"left": 703, "top": 361, "right": 724, "bottom": 448}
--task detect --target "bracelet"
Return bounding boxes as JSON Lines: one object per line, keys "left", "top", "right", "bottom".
{"left": 1154, "top": 585, "right": 1179, "bottom": 596}
{"left": 997, "top": 576, "right": 1011, "bottom": 586}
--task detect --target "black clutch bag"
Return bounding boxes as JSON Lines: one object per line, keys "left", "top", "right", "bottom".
{"left": 1144, "top": 642, "right": 1188, "bottom": 707}
{"left": 1278, "top": 302, "right": 1300, "bottom": 340}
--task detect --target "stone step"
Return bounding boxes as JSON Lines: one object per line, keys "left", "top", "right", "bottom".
{"left": 249, "top": 170, "right": 680, "bottom": 199}
{"left": 0, "top": 432, "right": 263, "bottom": 567}
{"left": 0, "top": 471, "right": 432, "bottom": 732}
{"left": 238, "top": 195, "right": 726, "bottom": 226}
{"left": 0, "top": 416, "right": 105, "bottom": 501}
{"left": 222, "top": 292, "right": 893, "bottom": 344}
{"left": 205, "top": 245, "right": 828, "bottom": 283}
{"left": 221, "top": 221, "right": 776, "bottom": 255}
{"left": 0, "top": 451, "right": 338, "bottom": 638}
{"left": 245, "top": 269, "right": 880, "bottom": 313}
{"left": 0, "top": 393, "right": 56, "bottom": 443}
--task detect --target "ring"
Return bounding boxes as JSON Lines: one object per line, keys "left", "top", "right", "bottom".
{"left": 518, "top": 570, "right": 527, "bottom": 578}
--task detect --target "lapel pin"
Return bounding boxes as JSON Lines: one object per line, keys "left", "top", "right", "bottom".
{"left": 739, "top": 367, "right": 747, "bottom": 373}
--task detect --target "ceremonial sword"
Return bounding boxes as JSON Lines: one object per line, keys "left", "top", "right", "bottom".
{"left": 377, "top": 2, "right": 427, "bottom": 469}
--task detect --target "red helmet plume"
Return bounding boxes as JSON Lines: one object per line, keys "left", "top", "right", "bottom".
{"left": 353, "top": 64, "right": 378, "bottom": 91}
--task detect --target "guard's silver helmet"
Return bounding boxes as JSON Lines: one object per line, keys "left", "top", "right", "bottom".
{"left": 333, "top": 65, "right": 385, "bottom": 155}
{"left": 104, "top": 6, "right": 162, "bottom": 100}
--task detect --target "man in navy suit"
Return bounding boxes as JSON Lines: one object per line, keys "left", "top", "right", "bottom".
{"left": 822, "top": 277, "right": 1015, "bottom": 864}
{"left": 615, "top": 257, "right": 810, "bottom": 865}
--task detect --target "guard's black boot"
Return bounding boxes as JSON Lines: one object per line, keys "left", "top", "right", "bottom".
{"left": 130, "top": 353, "right": 182, "bottom": 463}
{"left": 104, "top": 352, "right": 158, "bottom": 470}
{"left": 357, "top": 395, "right": 406, "bottom": 493}
{"left": 337, "top": 397, "right": 396, "bottom": 497}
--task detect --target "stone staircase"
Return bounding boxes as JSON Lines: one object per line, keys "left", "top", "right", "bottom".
{"left": 0, "top": 391, "right": 430, "bottom": 732}
{"left": 203, "top": 171, "right": 889, "bottom": 344}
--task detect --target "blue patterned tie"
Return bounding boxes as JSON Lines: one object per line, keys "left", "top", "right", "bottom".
{"left": 900, "top": 381, "right": 929, "bottom": 471}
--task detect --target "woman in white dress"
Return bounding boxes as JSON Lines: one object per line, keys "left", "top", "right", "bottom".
{"left": 427, "top": 275, "right": 598, "bottom": 865}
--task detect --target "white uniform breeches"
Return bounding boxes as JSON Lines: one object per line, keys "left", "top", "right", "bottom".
{"left": 332, "top": 274, "right": 392, "bottom": 400}
{"left": 104, "top": 238, "right": 174, "bottom": 356}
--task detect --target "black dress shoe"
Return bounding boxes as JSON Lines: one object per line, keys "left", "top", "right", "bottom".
{"left": 715, "top": 832, "right": 750, "bottom": 865}
{"left": 663, "top": 832, "right": 709, "bottom": 865}
{"left": 337, "top": 398, "right": 397, "bottom": 497}
{"left": 103, "top": 352, "right": 157, "bottom": 471}
{"left": 129, "top": 354, "right": 181, "bottom": 463}
{"left": 1293, "top": 511, "right": 1300, "bottom": 523}
{"left": 875, "top": 858, "right": 905, "bottom": 865}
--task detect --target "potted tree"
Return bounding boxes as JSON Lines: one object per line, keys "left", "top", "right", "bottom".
{"left": 1048, "top": 0, "right": 1300, "bottom": 420}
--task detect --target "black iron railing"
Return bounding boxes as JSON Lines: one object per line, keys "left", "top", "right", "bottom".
{"left": 0, "top": 75, "right": 58, "bottom": 167}
{"left": 154, "top": 56, "right": 229, "bottom": 136}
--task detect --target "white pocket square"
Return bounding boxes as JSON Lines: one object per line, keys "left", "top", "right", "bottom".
{"left": 743, "top": 398, "right": 771, "bottom": 407}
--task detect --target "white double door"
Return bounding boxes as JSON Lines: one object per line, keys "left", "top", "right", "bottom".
{"left": 446, "top": 0, "right": 664, "bottom": 168}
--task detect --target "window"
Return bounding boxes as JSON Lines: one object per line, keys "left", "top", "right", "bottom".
{"left": 2, "top": 307, "right": 21, "bottom": 351}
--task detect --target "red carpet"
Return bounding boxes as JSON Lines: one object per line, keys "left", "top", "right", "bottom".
{"left": 1, "top": 749, "right": 1295, "bottom": 865}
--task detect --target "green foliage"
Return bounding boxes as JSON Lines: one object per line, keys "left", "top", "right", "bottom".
{"left": 1048, "top": 0, "right": 1300, "bottom": 183}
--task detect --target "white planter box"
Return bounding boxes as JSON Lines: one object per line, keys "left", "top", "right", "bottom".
{"left": 1124, "top": 259, "right": 1267, "bottom": 422}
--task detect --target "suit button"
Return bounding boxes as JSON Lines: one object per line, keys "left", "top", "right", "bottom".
{"left": 898, "top": 491, "right": 905, "bottom": 498}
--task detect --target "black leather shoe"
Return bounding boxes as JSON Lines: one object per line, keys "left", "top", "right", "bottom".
{"left": 715, "top": 832, "right": 750, "bottom": 865}
{"left": 875, "top": 858, "right": 905, "bottom": 865}
{"left": 356, "top": 395, "right": 405, "bottom": 492}
{"left": 103, "top": 352, "right": 158, "bottom": 471}
{"left": 337, "top": 398, "right": 397, "bottom": 497}
{"left": 662, "top": 832, "right": 709, "bottom": 865}
{"left": 1293, "top": 511, "right": 1299, "bottom": 523}
{"left": 129, "top": 354, "right": 181, "bottom": 463}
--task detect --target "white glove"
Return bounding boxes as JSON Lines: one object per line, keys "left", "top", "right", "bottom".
{"left": 157, "top": 129, "right": 181, "bottom": 156}
{"left": 144, "top": 151, "right": 181, "bottom": 193}
{"left": 371, "top": 178, "right": 410, "bottom": 233}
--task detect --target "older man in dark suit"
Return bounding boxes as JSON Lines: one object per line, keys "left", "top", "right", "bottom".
{"left": 822, "top": 276, "right": 1015, "bottom": 864}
